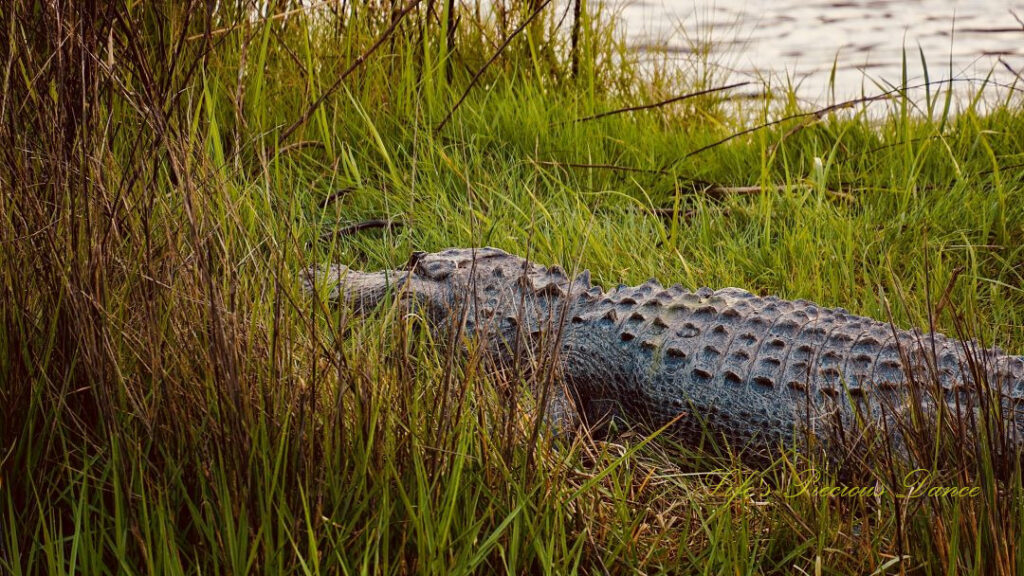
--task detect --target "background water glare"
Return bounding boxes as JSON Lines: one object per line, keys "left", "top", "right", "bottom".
{"left": 618, "top": 0, "right": 1024, "bottom": 104}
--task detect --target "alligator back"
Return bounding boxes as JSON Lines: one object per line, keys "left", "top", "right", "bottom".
{"left": 307, "top": 247, "right": 1024, "bottom": 467}
{"left": 557, "top": 281, "right": 1024, "bottom": 464}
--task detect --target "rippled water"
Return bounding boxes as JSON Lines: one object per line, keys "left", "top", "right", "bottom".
{"left": 619, "top": 0, "right": 1024, "bottom": 103}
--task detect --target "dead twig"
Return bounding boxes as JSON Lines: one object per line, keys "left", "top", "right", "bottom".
{"left": 533, "top": 159, "right": 783, "bottom": 197}
{"left": 319, "top": 219, "right": 403, "bottom": 242}
{"left": 186, "top": 2, "right": 338, "bottom": 41}
{"left": 676, "top": 91, "right": 896, "bottom": 163}
{"left": 670, "top": 76, "right": 1024, "bottom": 169}
{"left": 766, "top": 119, "right": 813, "bottom": 158}
{"left": 435, "top": 0, "right": 553, "bottom": 132}
{"left": 570, "top": 82, "right": 750, "bottom": 124}
{"left": 933, "top": 266, "right": 965, "bottom": 320}
{"left": 273, "top": 140, "right": 327, "bottom": 158}
{"left": 701, "top": 185, "right": 765, "bottom": 195}
{"left": 999, "top": 58, "right": 1022, "bottom": 83}
{"left": 280, "top": 0, "right": 422, "bottom": 143}
{"left": 319, "top": 187, "right": 355, "bottom": 208}
{"left": 570, "top": 0, "right": 582, "bottom": 78}
{"left": 648, "top": 207, "right": 699, "bottom": 220}
{"left": 533, "top": 160, "right": 670, "bottom": 176}
{"left": 978, "top": 161, "right": 1024, "bottom": 176}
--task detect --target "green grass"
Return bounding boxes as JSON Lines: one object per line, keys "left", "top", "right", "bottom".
{"left": 2, "top": 1, "right": 1023, "bottom": 573}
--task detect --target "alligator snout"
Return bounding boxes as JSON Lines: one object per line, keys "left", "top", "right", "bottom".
{"left": 303, "top": 264, "right": 414, "bottom": 312}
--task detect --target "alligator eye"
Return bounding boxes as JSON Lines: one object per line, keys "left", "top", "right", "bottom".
{"left": 406, "top": 251, "right": 427, "bottom": 271}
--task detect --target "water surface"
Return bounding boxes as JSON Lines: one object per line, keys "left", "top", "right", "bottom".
{"left": 618, "top": 0, "right": 1024, "bottom": 104}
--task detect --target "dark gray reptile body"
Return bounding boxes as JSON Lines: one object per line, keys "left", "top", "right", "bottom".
{"left": 306, "top": 247, "right": 1024, "bottom": 465}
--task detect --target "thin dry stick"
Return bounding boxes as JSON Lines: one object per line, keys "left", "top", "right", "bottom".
{"left": 273, "top": 140, "right": 327, "bottom": 158}
{"left": 319, "top": 219, "right": 403, "bottom": 241}
{"left": 435, "top": 0, "right": 553, "bottom": 132}
{"left": 648, "top": 207, "right": 698, "bottom": 219}
{"left": 765, "top": 119, "right": 813, "bottom": 158}
{"left": 677, "top": 91, "right": 896, "bottom": 162}
{"left": 318, "top": 187, "right": 355, "bottom": 208}
{"left": 570, "top": 0, "right": 582, "bottom": 77}
{"left": 1000, "top": 58, "right": 1022, "bottom": 82}
{"left": 571, "top": 81, "right": 750, "bottom": 124}
{"left": 186, "top": 1, "right": 338, "bottom": 41}
{"left": 670, "top": 77, "right": 1013, "bottom": 168}
{"left": 933, "top": 266, "right": 965, "bottom": 320}
{"left": 280, "top": 0, "right": 422, "bottom": 143}
{"left": 703, "top": 185, "right": 766, "bottom": 195}
{"left": 980, "top": 161, "right": 1024, "bottom": 176}
{"left": 534, "top": 159, "right": 670, "bottom": 176}
{"left": 533, "top": 159, "right": 772, "bottom": 196}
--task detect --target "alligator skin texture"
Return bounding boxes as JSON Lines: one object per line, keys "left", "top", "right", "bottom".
{"left": 303, "top": 247, "right": 1024, "bottom": 469}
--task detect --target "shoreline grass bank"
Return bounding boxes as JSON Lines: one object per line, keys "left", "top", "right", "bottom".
{"left": 2, "top": 2, "right": 1023, "bottom": 573}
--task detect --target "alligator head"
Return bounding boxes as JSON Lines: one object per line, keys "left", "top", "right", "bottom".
{"left": 301, "top": 247, "right": 550, "bottom": 315}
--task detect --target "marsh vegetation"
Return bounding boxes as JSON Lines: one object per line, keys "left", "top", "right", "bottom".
{"left": 2, "top": 1, "right": 1023, "bottom": 573}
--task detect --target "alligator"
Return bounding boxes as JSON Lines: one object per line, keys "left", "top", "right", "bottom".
{"left": 303, "top": 247, "right": 1024, "bottom": 470}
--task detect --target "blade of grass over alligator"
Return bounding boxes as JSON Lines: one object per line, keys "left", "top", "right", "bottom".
{"left": 304, "top": 247, "right": 1024, "bottom": 469}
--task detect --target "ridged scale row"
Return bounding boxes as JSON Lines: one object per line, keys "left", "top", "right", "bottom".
{"left": 310, "top": 247, "right": 1024, "bottom": 464}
